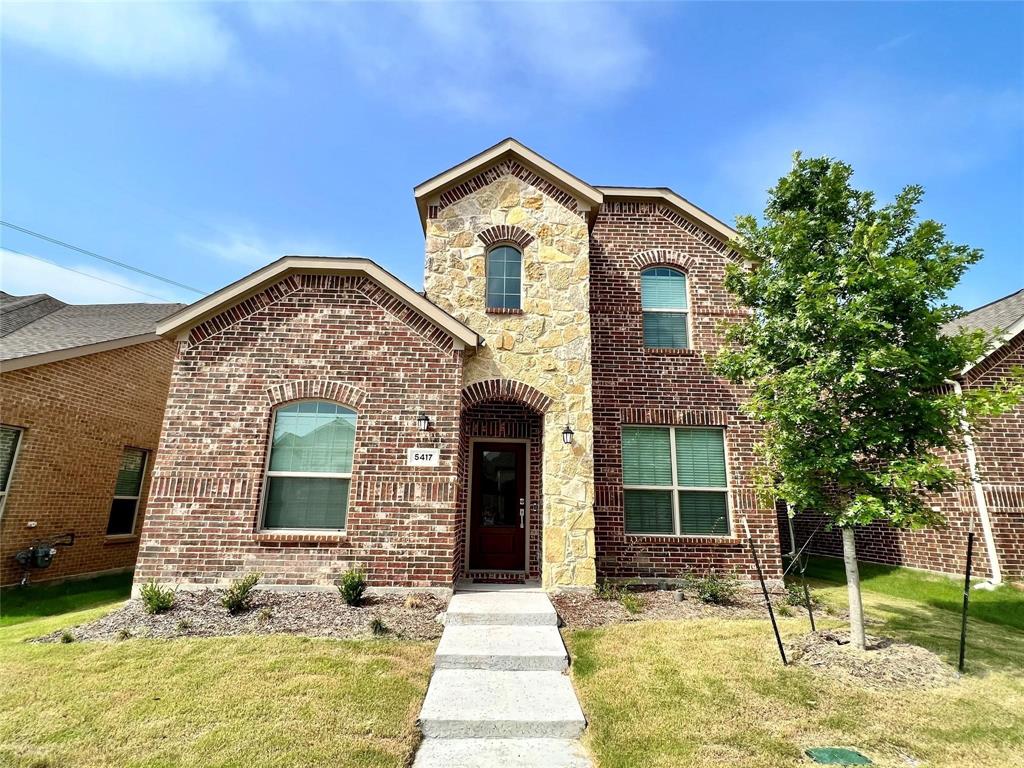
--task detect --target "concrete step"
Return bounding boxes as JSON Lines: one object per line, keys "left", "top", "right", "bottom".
{"left": 444, "top": 591, "right": 558, "bottom": 627}
{"left": 435, "top": 625, "right": 568, "bottom": 671}
{"left": 413, "top": 738, "right": 593, "bottom": 767}
{"left": 419, "top": 670, "right": 586, "bottom": 739}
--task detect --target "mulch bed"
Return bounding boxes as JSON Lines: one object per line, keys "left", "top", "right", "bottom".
{"left": 551, "top": 588, "right": 786, "bottom": 629}
{"left": 34, "top": 590, "right": 447, "bottom": 643}
{"left": 788, "top": 629, "right": 959, "bottom": 690}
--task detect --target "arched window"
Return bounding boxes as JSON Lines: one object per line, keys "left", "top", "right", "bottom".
{"left": 641, "top": 267, "right": 689, "bottom": 349}
{"left": 486, "top": 245, "right": 522, "bottom": 310}
{"left": 262, "top": 401, "right": 357, "bottom": 531}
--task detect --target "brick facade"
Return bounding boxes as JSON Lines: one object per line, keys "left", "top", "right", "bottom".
{"left": 133, "top": 274, "right": 465, "bottom": 590}
{"left": 588, "top": 200, "right": 782, "bottom": 581}
{"left": 789, "top": 332, "right": 1024, "bottom": 580}
{"left": 1, "top": 341, "right": 176, "bottom": 586}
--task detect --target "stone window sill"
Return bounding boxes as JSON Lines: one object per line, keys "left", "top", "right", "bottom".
{"left": 254, "top": 531, "right": 347, "bottom": 545}
{"left": 104, "top": 534, "right": 139, "bottom": 544}
{"left": 486, "top": 307, "right": 524, "bottom": 315}
{"left": 624, "top": 534, "right": 740, "bottom": 546}
{"left": 644, "top": 347, "right": 699, "bottom": 357}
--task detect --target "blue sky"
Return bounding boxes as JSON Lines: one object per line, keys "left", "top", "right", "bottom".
{"left": 1, "top": 1, "right": 1021, "bottom": 311}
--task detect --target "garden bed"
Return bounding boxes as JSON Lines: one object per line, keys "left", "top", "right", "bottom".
{"left": 34, "top": 589, "right": 447, "bottom": 643}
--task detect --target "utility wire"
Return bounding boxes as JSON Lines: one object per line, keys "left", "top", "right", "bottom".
{"left": 0, "top": 220, "right": 207, "bottom": 295}
{"left": 2, "top": 246, "right": 175, "bottom": 303}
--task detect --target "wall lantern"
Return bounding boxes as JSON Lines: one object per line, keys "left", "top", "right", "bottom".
{"left": 561, "top": 422, "right": 574, "bottom": 445}
{"left": 417, "top": 413, "right": 430, "bottom": 432}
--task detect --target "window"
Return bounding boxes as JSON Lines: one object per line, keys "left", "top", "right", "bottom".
{"left": 486, "top": 245, "right": 522, "bottom": 310}
{"left": 621, "top": 426, "right": 730, "bottom": 536}
{"left": 262, "top": 401, "right": 356, "bottom": 530}
{"left": 0, "top": 426, "right": 23, "bottom": 514}
{"left": 107, "top": 447, "right": 148, "bottom": 536}
{"left": 641, "top": 267, "right": 689, "bottom": 348}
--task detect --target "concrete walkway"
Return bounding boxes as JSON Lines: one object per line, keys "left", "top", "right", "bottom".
{"left": 414, "top": 585, "right": 592, "bottom": 768}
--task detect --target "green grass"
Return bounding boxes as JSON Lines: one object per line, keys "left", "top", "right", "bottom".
{"left": 802, "top": 555, "right": 1024, "bottom": 631}
{"left": 0, "top": 581, "right": 434, "bottom": 767}
{"left": 0, "top": 572, "right": 134, "bottom": 627}
{"left": 566, "top": 566, "right": 1024, "bottom": 768}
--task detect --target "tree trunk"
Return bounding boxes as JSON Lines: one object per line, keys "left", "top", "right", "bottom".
{"left": 842, "top": 527, "right": 866, "bottom": 650}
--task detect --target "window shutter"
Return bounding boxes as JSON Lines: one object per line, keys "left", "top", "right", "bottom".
{"left": 621, "top": 427, "right": 672, "bottom": 485}
{"left": 675, "top": 429, "right": 726, "bottom": 487}
{"left": 624, "top": 490, "right": 674, "bottom": 534}
{"left": 679, "top": 491, "right": 730, "bottom": 535}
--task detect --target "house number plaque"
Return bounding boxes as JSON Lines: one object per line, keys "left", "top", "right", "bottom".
{"left": 407, "top": 448, "right": 440, "bottom": 467}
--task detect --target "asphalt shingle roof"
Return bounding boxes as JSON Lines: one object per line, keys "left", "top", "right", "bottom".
{"left": 0, "top": 293, "right": 185, "bottom": 363}
{"left": 943, "top": 288, "right": 1024, "bottom": 338}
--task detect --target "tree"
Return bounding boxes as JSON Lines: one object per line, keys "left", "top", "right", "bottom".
{"left": 714, "top": 154, "right": 1023, "bottom": 649}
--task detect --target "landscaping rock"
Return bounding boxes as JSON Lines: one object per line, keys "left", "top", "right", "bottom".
{"left": 551, "top": 588, "right": 780, "bottom": 629}
{"left": 34, "top": 590, "right": 447, "bottom": 643}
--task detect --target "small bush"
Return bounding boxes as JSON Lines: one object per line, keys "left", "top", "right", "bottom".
{"left": 258, "top": 607, "right": 273, "bottom": 623}
{"left": 620, "top": 591, "right": 644, "bottom": 615}
{"left": 785, "top": 581, "right": 818, "bottom": 607}
{"left": 60, "top": 631, "right": 74, "bottom": 644}
{"left": 686, "top": 571, "right": 740, "bottom": 605}
{"left": 116, "top": 628, "right": 133, "bottom": 641}
{"left": 140, "top": 580, "right": 176, "bottom": 614}
{"left": 404, "top": 593, "right": 424, "bottom": 609}
{"left": 176, "top": 618, "right": 192, "bottom": 633}
{"left": 777, "top": 604, "right": 794, "bottom": 617}
{"left": 337, "top": 567, "right": 367, "bottom": 607}
{"left": 221, "top": 572, "right": 261, "bottom": 614}
{"left": 370, "top": 617, "right": 388, "bottom": 636}
{"left": 596, "top": 580, "right": 619, "bottom": 600}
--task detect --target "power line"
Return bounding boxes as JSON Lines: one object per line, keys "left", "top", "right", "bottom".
{"left": 2, "top": 246, "right": 176, "bottom": 303}
{"left": 0, "top": 220, "right": 207, "bottom": 295}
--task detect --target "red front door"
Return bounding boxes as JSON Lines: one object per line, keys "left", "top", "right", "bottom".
{"left": 470, "top": 442, "right": 527, "bottom": 571}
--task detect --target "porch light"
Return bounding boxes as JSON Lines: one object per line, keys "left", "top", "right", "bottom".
{"left": 562, "top": 422, "right": 574, "bottom": 445}
{"left": 417, "top": 413, "right": 430, "bottom": 431}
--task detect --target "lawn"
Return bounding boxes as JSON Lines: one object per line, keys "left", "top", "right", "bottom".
{"left": 0, "top": 571, "right": 134, "bottom": 627}
{"left": 565, "top": 565, "right": 1024, "bottom": 768}
{"left": 0, "top": 578, "right": 435, "bottom": 768}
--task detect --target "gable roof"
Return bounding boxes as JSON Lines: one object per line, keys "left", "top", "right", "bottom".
{"left": 413, "top": 138, "right": 739, "bottom": 248}
{"left": 1, "top": 293, "right": 184, "bottom": 372}
{"left": 154, "top": 256, "right": 481, "bottom": 349}
{"left": 943, "top": 288, "right": 1024, "bottom": 374}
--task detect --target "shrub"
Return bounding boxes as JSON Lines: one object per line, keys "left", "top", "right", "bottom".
{"left": 686, "top": 571, "right": 740, "bottom": 605}
{"left": 596, "top": 580, "right": 619, "bottom": 600}
{"left": 60, "top": 631, "right": 74, "bottom": 644}
{"left": 116, "top": 628, "right": 133, "bottom": 641}
{"left": 258, "top": 607, "right": 273, "bottom": 623}
{"left": 221, "top": 573, "right": 261, "bottom": 614}
{"left": 337, "top": 567, "right": 367, "bottom": 607}
{"left": 370, "top": 617, "right": 388, "bottom": 636}
{"left": 619, "top": 591, "right": 644, "bottom": 615}
{"left": 404, "top": 593, "right": 424, "bottom": 609}
{"left": 176, "top": 618, "right": 192, "bottom": 633}
{"left": 786, "top": 581, "right": 818, "bottom": 607}
{"left": 140, "top": 580, "right": 176, "bottom": 614}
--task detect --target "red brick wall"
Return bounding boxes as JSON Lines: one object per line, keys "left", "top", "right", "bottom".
{"left": 1, "top": 341, "right": 176, "bottom": 586}
{"left": 133, "top": 274, "right": 464, "bottom": 590}
{"left": 588, "top": 201, "right": 782, "bottom": 581}
{"left": 790, "top": 332, "right": 1024, "bottom": 580}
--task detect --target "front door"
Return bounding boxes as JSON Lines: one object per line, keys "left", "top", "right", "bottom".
{"left": 470, "top": 441, "right": 527, "bottom": 571}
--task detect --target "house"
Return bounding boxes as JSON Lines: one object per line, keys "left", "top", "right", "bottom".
{"left": 132, "top": 139, "right": 783, "bottom": 592}
{"left": 0, "top": 292, "right": 183, "bottom": 586}
{"left": 789, "top": 288, "right": 1024, "bottom": 582}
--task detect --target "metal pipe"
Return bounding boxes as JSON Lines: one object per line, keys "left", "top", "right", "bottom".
{"left": 945, "top": 378, "right": 1002, "bottom": 587}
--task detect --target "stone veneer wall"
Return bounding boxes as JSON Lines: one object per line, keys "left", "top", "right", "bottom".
{"left": 423, "top": 172, "right": 596, "bottom": 588}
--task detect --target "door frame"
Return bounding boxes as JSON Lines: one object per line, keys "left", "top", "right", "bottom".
{"left": 466, "top": 437, "right": 531, "bottom": 573}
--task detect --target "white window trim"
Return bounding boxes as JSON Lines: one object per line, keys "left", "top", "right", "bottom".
{"left": 0, "top": 425, "right": 25, "bottom": 518}
{"left": 485, "top": 244, "right": 524, "bottom": 311}
{"left": 622, "top": 425, "right": 732, "bottom": 538}
{"left": 258, "top": 400, "right": 355, "bottom": 534}
{"left": 641, "top": 267, "right": 692, "bottom": 349}
{"left": 107, "top": 448, "right": 148, "bottom": 537}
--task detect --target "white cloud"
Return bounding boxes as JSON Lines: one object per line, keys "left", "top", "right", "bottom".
{"left": 250, "top": 2, "right": 652, "bottom": 117}
{"left": 0, "top": 248, "right": 183, "bottom": 304}
{"left": 1, "top": 1, "right": 238, "bottom": 79}
{"left": 180, "top": 227, "right": 358, "bottom": 267}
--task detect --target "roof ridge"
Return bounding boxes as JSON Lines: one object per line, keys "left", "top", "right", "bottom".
{"left": 959, "top": 287, "right": 1024, "bottom": 318}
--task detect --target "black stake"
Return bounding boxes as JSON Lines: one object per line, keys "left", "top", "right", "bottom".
{"left": 745, "top": 520, "right": 787, "bottom": 665}
{"left": 801, "top": 570, "right": 816, "bottom": 632}
{"left": 958, "top": 531, "right": 974, "bottom": 674}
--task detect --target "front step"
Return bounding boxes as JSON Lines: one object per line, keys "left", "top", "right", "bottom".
{"left": 419, "top": 670, "right": 586, "bottom": 739}
{"left": 443, "top": 591, "right": 558, "bottom": 627}
{"left": 413, "top": 738, "right": 593, "bottom": 767}
{"left": 435, "top": 625, "right": 568, "bottom": 671}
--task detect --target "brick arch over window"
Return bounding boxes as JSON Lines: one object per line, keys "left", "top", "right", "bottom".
{"left": 478, "top": 225, "right": 536, "bottom": 250}
{"left": 633, "top": 249, "right": 697, "bottom": 273}
{"left": 265, "top": 380, "right": 368, "bottom": 409}
{"left": 461, "top": 379, "right": 553, "bottom": 414}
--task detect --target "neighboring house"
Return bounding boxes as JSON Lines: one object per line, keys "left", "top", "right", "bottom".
{"left": 789, "top": 289, "right": 1024, "bottom": 582}
{"left": 0, "top": 292, "right": 183, "bottom": 586}
{"left": 133, "top": 138, "right": 783, "bottom": 593}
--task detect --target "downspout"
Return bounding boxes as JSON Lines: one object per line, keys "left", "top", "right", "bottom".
{"left": 945, "top": 378, "right": 1002, "bottom": 588}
